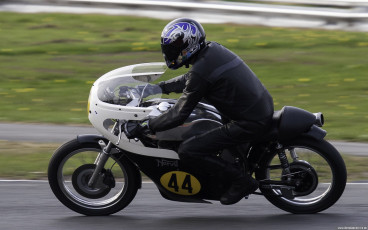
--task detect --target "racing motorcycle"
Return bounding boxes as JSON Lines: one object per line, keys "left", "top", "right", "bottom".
{"left": 48, "top": 62, "right": 347, "bottom": 216}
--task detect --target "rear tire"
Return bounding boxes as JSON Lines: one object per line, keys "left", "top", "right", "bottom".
{"left": 48, "top": 139, "right": 139, "bottom": 216}
{"left": 255, "top": 137, "right": 347, "bottom": 214}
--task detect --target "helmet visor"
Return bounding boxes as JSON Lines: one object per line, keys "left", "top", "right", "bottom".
{"left": 161, "top": 44, "right": 182, "bottom": 63}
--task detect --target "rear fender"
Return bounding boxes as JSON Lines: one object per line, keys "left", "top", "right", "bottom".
{"left": 278, "top": 106, "right": 324, "bottom": 141}
{"left": 301, "top": 125, "right": 327, "bottom": 141}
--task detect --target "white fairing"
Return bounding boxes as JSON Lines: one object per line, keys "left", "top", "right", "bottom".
{"left": 88, "top": 63, "right": 179, "bottom": 159}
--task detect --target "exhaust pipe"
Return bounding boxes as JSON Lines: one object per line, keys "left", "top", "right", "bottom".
{"left": 313, "top": 112, "right": 324, "bottom": 127}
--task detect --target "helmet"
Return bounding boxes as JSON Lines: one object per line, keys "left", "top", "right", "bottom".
{"left": 161, "top": 18, "right": 206, "bottom": 70}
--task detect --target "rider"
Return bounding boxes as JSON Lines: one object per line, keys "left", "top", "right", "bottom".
{"left": 129, "top": 18, "right": 274, "bottom": 205}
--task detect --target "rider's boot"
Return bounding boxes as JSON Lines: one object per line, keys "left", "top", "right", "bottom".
{"left": 199, "top": 156, "right": 259, "bottom": 205}
{"left": 220, "top": 173, "right": 259, "bottom": 205}
{"left": 180, "top": 155, "right": 258, "bottom": 205}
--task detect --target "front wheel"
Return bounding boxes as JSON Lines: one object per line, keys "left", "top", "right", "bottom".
{"left": 255, "top": 137, "right": 347, "bottom": 214}
{"left": 48, "top": 139, "right": 140, "bottom": 216}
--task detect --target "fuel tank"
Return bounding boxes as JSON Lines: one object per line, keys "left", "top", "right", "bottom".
{"left": 150, "top": 101, "right": 223, "bottom": 141}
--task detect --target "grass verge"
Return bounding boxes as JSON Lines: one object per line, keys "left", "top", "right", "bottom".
{"left": 0, "top": 140, "right": 366, "bottom": 182}
{"left": 0, "top": 12, "right": 368, "bottom": 141}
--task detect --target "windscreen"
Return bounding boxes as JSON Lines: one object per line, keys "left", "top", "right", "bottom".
{"left": 96, "top": 63, "right": 166, "bottom": 107}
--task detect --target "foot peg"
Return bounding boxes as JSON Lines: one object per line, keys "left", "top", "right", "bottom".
{"left": 280, "top": 187, "right": 294, "bottom": 200}
{"left": 220, "top": 176, "right": 259, "bottom": 205}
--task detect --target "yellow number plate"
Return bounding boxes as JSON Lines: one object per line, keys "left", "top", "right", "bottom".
{"left": 160, "top": 171, "right": 201, "bottom": 195}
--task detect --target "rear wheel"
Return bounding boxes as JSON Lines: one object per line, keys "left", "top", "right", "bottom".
{"left": 255, "top": 137, "right": 347, "bottom": 214}
{"left": 48, "top": 139, "right": 139, "bottom": 216}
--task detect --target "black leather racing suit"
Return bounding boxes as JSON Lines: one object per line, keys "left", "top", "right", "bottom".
{"left": 149, "top": 41, "right": 274, "bottom": 177}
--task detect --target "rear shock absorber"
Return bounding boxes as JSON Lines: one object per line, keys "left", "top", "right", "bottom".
{"left": 276, "top": 143, "right": 291, "bottom": 180}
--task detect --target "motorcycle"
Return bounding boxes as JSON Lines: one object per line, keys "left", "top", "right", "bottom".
{"left": 48, "top": 62, "right": 347, "bottom": 216}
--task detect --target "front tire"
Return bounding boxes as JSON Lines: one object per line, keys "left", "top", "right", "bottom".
{"left": 48, "top": 139, "right": 139, "bottom": 216}
{"left": 256, "top": 137, "right": 347, "bottom": 214}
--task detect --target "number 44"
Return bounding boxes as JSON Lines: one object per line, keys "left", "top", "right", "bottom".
{"left": 168, "top": 173, "right": 193, "bottom": 194}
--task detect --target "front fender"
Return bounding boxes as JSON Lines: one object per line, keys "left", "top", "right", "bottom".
{"left": 77, "top": 134, "right": 109, "bottom": 144}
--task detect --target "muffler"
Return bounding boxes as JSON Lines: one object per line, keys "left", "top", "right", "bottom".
{"left": 313, "top": 112, "right": 324, "bottom": 127}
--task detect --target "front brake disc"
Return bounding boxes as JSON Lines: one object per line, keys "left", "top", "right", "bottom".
{"left": 72, "top": 164, "right": 111, "bottom": 199}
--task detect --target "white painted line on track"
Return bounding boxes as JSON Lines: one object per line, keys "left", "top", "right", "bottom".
{"left": 0, "top": 180, "right": 366, "bottom": 185}
{"left": 0, "top": 179, "right": 155, "bottom": 183}
{"left": 347, "top": 182, "right": 368, "bottom": 185}
{"left": 0, "top": 180, "right": 48, "bottom": 182}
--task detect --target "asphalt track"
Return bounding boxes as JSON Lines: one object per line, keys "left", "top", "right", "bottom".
{"left": 0, "top": 180, "right": 367, "bottom": 230}
{"left": 1, "top": 123, "right": 367, "bottom": 229}
{"left": 1, "top": 0, "right": 368, "bottom": 32}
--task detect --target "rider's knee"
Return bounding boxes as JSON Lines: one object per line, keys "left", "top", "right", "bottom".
{"left": 177, "top": 143, "right": 191, "bottom": 160}
{"left": 177, "top": 137, "right": 198, "bottom": 160}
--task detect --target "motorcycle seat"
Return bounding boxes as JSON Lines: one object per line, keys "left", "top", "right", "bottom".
{"left": 253, "top": 110, "right": 282, "bottom": 143}
{"left": 256, "top": 106, "right": 323, "bottom": 143}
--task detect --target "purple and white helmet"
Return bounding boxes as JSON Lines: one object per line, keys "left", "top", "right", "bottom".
{"left": 161, "top": 18, "right": 206, "bottom": 69}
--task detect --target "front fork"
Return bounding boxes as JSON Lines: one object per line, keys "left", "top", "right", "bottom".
{"left": 88, "top": 121, "right": 122, "bottom": 188}
{"left": 88, "top": 141, "right": 114, "bottom": 188}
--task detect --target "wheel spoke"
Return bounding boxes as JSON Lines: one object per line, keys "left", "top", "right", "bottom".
{"left": 57, "top": 148, "right": 128, "bottom": 209}
{"left": 255, "top": 139, "right": 346, "bottom": 213}
{"left": 265, "top": 146, "right": 333, "bottom": 205}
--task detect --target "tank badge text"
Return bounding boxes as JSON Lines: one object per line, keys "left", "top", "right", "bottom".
{"left": 156, "top": 159, "right": 178, "bottom": 167}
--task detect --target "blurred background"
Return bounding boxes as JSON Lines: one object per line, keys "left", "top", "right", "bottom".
{"left": 0, "top": 0, "right": 367, "bottom": 180}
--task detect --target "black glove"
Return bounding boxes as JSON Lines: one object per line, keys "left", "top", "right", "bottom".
{"left": 123, "top": 119, "right": 152, "bottom": 139}
{"left": 136, "top": 84, "right": 162, "bottom": 98}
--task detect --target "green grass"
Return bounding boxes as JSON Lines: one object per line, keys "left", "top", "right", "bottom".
{"left": 0, "top": 12, "right": 368, "bottom": 141}
{"left": 0, "top": 140, "right": 366, "bottom": 181}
